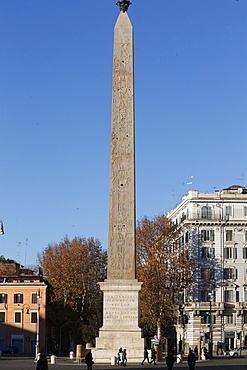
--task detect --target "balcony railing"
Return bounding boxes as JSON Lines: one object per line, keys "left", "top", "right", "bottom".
{"left": 179, "top": 213, "right": 230, "bottom": 224}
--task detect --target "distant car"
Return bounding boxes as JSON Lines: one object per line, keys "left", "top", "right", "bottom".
{"left": 1, "top": 346, "right": 19, "bottom": 354}
{"left": 227, "top": 347, "right": 247, "bottom": 357}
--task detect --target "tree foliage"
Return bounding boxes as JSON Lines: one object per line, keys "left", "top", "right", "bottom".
{"left": 136, "top": 215, "right": 194, "bottom": 334}
{"left": 38, "top": 236, "right": 107, "bottom": 350}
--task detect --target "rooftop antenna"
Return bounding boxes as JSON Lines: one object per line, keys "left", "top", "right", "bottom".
{"left": 187, "top": 175, "right": 194, "bottom": 191}
{"left": 24, "top": 238, "right": 28, "bottom": 266}
{"left": 236, "top": 173, "right": 244, "bottom": 184}
{"left": 171, "top": 188, "right": 174, "bottom": 208}
{"left": 17, "top": 241, "right": 21, "bottom": 264}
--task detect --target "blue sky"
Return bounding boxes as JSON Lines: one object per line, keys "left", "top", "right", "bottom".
{"left": 1, "top": 0, "right": 246, "bottom": 265}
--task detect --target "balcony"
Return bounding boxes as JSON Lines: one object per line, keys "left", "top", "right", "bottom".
{"left": 179, "top": 213, "right": 231, "bottom": 225}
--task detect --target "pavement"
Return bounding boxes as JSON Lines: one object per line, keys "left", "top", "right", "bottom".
{"left": 0, "top": 355, "right": 247, "bottom": 370}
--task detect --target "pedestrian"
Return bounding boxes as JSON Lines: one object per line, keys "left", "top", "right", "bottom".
{"left": 188, "top": 348, "right": 197, "bottom": 370}
{"left": 165, "top": 352, "right": 175, "bottom": 370}
{"left": 150, "top": 347, "right": 157, "bottom": 365}
{"left": 85, "top": 351, "right": 94, "bottom": 370}
{"left": 36, "top": 354, "right": 48, "bottom": 370}
{"left": 117, "top": 347, "right": 123, "bottom": 365}
{"left": 141, "top": 347, "right": 150, "bottom": 365}
{"left": 122, "top": 348, "right": 127, "bottom": 365}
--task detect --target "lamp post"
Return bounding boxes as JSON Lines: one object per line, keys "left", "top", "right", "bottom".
{"left": 208, "top": 292, "right": 213, "bottom": 357}
{"left": 35, "top": 290, "right": 40, "bottom": 360}
{"left": 239, "top": 303, "right": 244, "bottom": 356}
{"left": 0, "top": 220, "right": 4, "bottom": 235}
{"left": 198, "top": 315, "right": 203, "bottom": 359}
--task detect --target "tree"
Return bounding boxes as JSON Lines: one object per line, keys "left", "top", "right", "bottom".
{"left": 0, "top": 255, "right": 16, "bottom": 263}
{"left": 38, "top": 236, "right": 107, "bottom": 352}
{"left": 136, "top": 215, "right": 194, "bottom": 338}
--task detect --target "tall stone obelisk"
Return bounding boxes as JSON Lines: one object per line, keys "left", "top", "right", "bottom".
{"left": 92, "top": 1, "right": 145, "bottom": 363}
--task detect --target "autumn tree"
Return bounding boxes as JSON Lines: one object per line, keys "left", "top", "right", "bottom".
{"left": 136, "top": 215, "right": 194, "bottom": 338}
{"left": 38, "top": 236, "right": 107, "bottom": 352}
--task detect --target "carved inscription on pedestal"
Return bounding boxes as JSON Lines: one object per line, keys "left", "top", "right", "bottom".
{"left": 104, "top": 292, "right": 138, "bottom": 327}
{"left": 107, "top": 12, "right": 135, "bottom": 280}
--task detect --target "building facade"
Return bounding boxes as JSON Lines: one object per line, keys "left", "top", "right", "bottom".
{"left": 0, "top": 262, "right": 47, "bottom": 354}
{"left": 167, "top": 185, "right": 247, "bottom": 355}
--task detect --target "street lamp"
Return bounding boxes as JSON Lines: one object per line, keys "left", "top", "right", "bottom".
{"left": 35, "top": 290, "right": 41, "bottom": 360}
{"left": 0, "top": 220, "right": 4, "bottom": 235}
{"left": 208, "top": 292, "right": 213, "bottom": 357}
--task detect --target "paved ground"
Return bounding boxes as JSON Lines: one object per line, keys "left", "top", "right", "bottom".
{"left": 0, "top": 356, "right": 247, "bottom": 370}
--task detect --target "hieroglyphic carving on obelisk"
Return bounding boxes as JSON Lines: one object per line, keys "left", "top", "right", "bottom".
{"left": 107, "top": 1, "right": 136, "bottom": 280}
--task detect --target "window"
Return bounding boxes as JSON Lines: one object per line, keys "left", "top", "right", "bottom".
{"left": 32, "top": 293, "right": 38, "bottom": 304}
{"left": 225, "top": 314, "right": 233, "bottom": 324}
{"left": 0, "top": 294, "right": 7, "bottom": 304}
{"left": 243, "top": 248, "right": 247, "bottom": 259}
{"left": 179, "top": 235, "right": 184, "bottom": 247}
{"left": 201, "top": 247, "right": 215, "bottom": 259}
{"left": 201, "top": 268, "right": 211, "bottom": 280}
{"left": 224, "top": 290, "right": 233, "bottom": 303}
{"left": 201, "top": 229, "right": 214, "bottom": 242}
{"left": 236, "top": 291, "right": 239, "bottom": 302}
{"left": 244, "top": 290, "right": 247, "bottom": 302}
{"left": 204, "top": 315, "right": 216, "bottom": 325}
{"left": 244, "top": 311, "right": 247, "bottom": 324}
{"left": 226, "top": 206, "right": 232, "bottom": 217}
{"left": 15, "top": 312, "right": 21, "bottom": 323}
{"left": 201, "top": 206, "right": 212, "bottom": 219}
{"left": 226, "top": 230, "right": 233, "bottom": 242}
{"left": 14, "top": 293, "right": 23, "bottom": 304}
{"left": 224, "top": 247, "right": 237, "bottom": 259}
{"left": 201, "top": 290, "right": 209, "bottom": 302}
{"left": 245, "top": 231, "right": 247, "bottom": 242}
{"left": 201, "top": 268, "right": 214, "bottom": 281}
{"left": 31, "top": 312, "right": 37, "bottom": 323}
{"left": 181, "top": 213, "right": 186, "bottom": 222}
{"left": 203, "top": 314, "right": 210, "bottom": 325}
{"left": 0, "top": 312, "right": 5, "bottom": 323}
{"left": 244, "top": 206, "right": 247, "bottom": 217}
{"left": 200, "top": 290, "right": 214, "bottom": 302}
{"left": 224, "top": 267, "right": 238, "bottom": 280}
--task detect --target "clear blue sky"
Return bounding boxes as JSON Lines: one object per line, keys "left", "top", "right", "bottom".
{"left": 1, "top": 0, "right": 246, "bottom": 265}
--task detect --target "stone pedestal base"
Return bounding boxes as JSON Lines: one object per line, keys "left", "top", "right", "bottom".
{"left": 91, "top": 280, "right": 145, "bottom": 363}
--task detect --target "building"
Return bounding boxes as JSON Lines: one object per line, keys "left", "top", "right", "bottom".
{"left": 167, "top": 185, "right": 247, "bottom": 355}
{"left": 0, "top": 261, "right": 47, "bottom": 354}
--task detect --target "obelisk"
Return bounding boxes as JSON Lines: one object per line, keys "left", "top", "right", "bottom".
{"left": 92, "top": 1, "right": 145, "bottom": 363}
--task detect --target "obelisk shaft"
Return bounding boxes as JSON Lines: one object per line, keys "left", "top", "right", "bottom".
{"left": 107, "top": 11, "right": 135, "bottom": 280}
{"left": 93, "top": 8, "right": 144, "bottom": 360}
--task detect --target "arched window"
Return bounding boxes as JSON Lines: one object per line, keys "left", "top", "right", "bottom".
{"left": 201, "top": 206, "right": 212, "bottom": 219}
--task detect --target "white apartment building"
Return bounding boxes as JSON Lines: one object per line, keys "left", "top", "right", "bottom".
{"left": 167, "top": 185, "right": 247, "bottom": 355}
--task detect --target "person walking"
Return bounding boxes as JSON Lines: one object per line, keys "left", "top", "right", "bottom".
{"left": 117, "top": 347, "right": 123, "bottom": 365}
{"left": 36, "top": 354, "right": 48, "bottom": 370}
{"left": 150, "top": 347, "right": 157, "bottom": 365}
{"left": 122, "top": 349, "right": 127, "bottom": 365}
{"left": 188, "top": 348, "right": 197, "bottom": 370}
{"left": 165, "top": 352, "right": 175, "bottom": 370}
{"left": 141, "top": 347, "right": 150, "bottom": 365}
{"left": 85, "top": 351, "right": 94, "bottom": 370}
